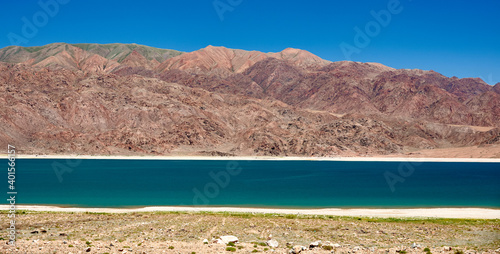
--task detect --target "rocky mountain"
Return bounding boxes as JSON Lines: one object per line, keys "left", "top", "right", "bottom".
{"left": 0, "top": 43, "right": 498, "bottom": 157}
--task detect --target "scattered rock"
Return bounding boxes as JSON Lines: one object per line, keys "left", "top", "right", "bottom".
{"left": 309, "top": 240, "right": 321, "bottom": 248}
{"left": 31, "top": 230, "right": 39, "bottom": 234}
{"left": 63, "top": 241, "right": 67, "bottom": 244}
{"left": 85, "top": 247, "right": 91, "bottom": 252}
{"left": 290, "top": 246, "right": 303, "bottom": 254}
{"left": 266, "top": 239, "right": 279, "bottom": 248}
{"left": 41, "top": 230, "right": 47, "bottom": 233}
{"left": 212, "top": 239, "right": 224, "bottom": 244}
{"left": 286, "top": 242, "right": 294, "bottom": 247}
{"left": 59, "top": 233, "right": 67, "bottom": 236}
{"left": 219, "top": 235, "right": 238, "bottom": 244}
{"left": 444, "top": 246, "right": 452, "bottom": 251}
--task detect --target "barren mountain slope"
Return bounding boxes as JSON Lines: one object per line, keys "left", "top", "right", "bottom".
{"left": 1, "top": 63, "right": 497, "bottom": 156}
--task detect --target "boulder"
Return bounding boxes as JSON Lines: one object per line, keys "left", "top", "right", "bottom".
{"left": 266, "top": 239, "right": 279, "bottom": 248}
{"left": 220, "top": 235, "right": 239, "bottom": 244}
{"left": 289, "top": 246, "right": 303, "bottom": 254}
{"left": 309, "top": 240, "right": 321, "bottom": 248}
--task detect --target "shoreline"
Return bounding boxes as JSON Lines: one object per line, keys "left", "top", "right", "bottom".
{"left": 2, "top": 205, "right": 499, "bottom": 219}
{"left": 1, "top": 154, "right": 500, "bottom": 162}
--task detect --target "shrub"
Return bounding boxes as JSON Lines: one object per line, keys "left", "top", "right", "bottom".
{"left": 322, "top": 245, "right": 333, "bottom": 250}
{"left": 123, "top": 246, "right": 130, "bottom": 248}
{"left": 68, "top": 245, "right": 74, "bottom": 247}
{"left": 252, "top": 250, "right": 259, "bottom": 253}
{"left": 424, "top": 248, "right": 431, "bottom": 252}
{"left": 85, "top": 241, "right": 91, "bottom": 245}
{"left": 227, "top": 242, "right": 236, "bottom": 247}
{"left": 264, "top": 248, "right": 269, "bottom": 251}
{"left": 258, "top": 242, "right": 267, "bottom": 246}
{"left": 168, "top": 246, "right": 174, "bottom": 249}
{"left": 226, "top": 247, "right": 236, "bottom": 252}
{"left": 455, "top": 251, "right": 464, "bottom": 254}
{"left": 191, "top": 252, "right": 196, "bottom": 254}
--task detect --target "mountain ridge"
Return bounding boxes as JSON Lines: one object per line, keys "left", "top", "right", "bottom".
{"left": 0, "top": 43, "right": 498, "bottom": 157}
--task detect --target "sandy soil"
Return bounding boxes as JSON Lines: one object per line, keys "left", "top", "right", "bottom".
{"left": 1, "top": 211, "right": 498, "bottom": 254}
{"left": 386, "top": 145, "right": 500, "bottom": 159}
{"left": 2, "top": 153, "right": 500, "bottom": 162}
{"left": 2, "top": 206, "right": 500, "bottom": 220}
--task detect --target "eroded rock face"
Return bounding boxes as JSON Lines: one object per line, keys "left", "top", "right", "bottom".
{"left": 0, "top": 43, "right": 499, "bottom": 157}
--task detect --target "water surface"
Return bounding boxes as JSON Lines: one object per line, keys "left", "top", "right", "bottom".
{"left": 5, "top": 159, "right": 500, "bottom": 208}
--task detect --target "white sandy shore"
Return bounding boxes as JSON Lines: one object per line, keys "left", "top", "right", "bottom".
{"left": 1, "top": 205, "right": 499, "bottom": 219}
{"left": 1, "top": 154, "right": 500, "bottom": 162}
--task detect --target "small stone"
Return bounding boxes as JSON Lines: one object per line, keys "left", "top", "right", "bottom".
{"left": 31, "top": 230, "right": 39, "bottom": 234}
{"left": 290, "top": 246, "right": 303, "bottom": 254}
{"left": 63, "top": 241, "right": 67, "bottom": 244}
{"left": 85, "top": 247, "right": 91, "bottom": 252}
{"left": 59, "top": 233, "right": 67, "bottom": 236}
{"left": 213, "top": 239, "right": 224, "bottom": 244}
{"left": 266, "top": 239, "right": 279, "bottom": 248}
{"left": 309, "top": 241, "right": 321, "bottom": 248}
{"left": 443, "top": 246, "right": 452, "bottom": 251}
{"left": 203, "top": 239, "right": 209, "bottom": 244}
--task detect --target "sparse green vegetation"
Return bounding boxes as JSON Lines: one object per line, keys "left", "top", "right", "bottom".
{"left": 2, "top": 210, "right": 497, "bottom": 252}
{"left": 322, "top": 245, "right": 333, "bottom": 250}
{"left": 226, "top": 247, "right": 236, "bottom": 252}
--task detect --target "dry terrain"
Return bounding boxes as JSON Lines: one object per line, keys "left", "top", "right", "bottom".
{"left": 1, "top": 43, "right": 499, "bottom": 158}
{"left": 1, "top": 211, "right": 499, "bottom": 253}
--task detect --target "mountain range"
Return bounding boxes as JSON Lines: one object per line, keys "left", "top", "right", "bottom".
{"left": 0, "top": 43, "right": 498, "bottom": 157}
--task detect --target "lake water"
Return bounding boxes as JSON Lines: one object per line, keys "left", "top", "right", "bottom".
{"left": 5, "top": 159, "right": 500, "bottom": 208}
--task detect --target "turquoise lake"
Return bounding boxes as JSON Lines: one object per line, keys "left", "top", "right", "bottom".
{"left": 5, "top": 159, "right": 500, "bottom": 208}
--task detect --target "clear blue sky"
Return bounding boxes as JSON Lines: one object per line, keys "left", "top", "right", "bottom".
{"left": 1, "top": 0, "right": 499, "bottom": 84}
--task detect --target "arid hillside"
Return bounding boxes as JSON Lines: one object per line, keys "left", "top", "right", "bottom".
{"left": 0, "top": 43, "right": 498, "bottom": 157}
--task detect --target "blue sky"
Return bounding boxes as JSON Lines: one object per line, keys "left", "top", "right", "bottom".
{"left": 1, "top": 0, "right": 499, "bottom": 84}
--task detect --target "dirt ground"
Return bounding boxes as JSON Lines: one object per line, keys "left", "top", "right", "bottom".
{"left": 385, "top": 145, "right": 500, "bottom": 159}
{"left": 1, "top": 211, "right": 499, "bottom": 253}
